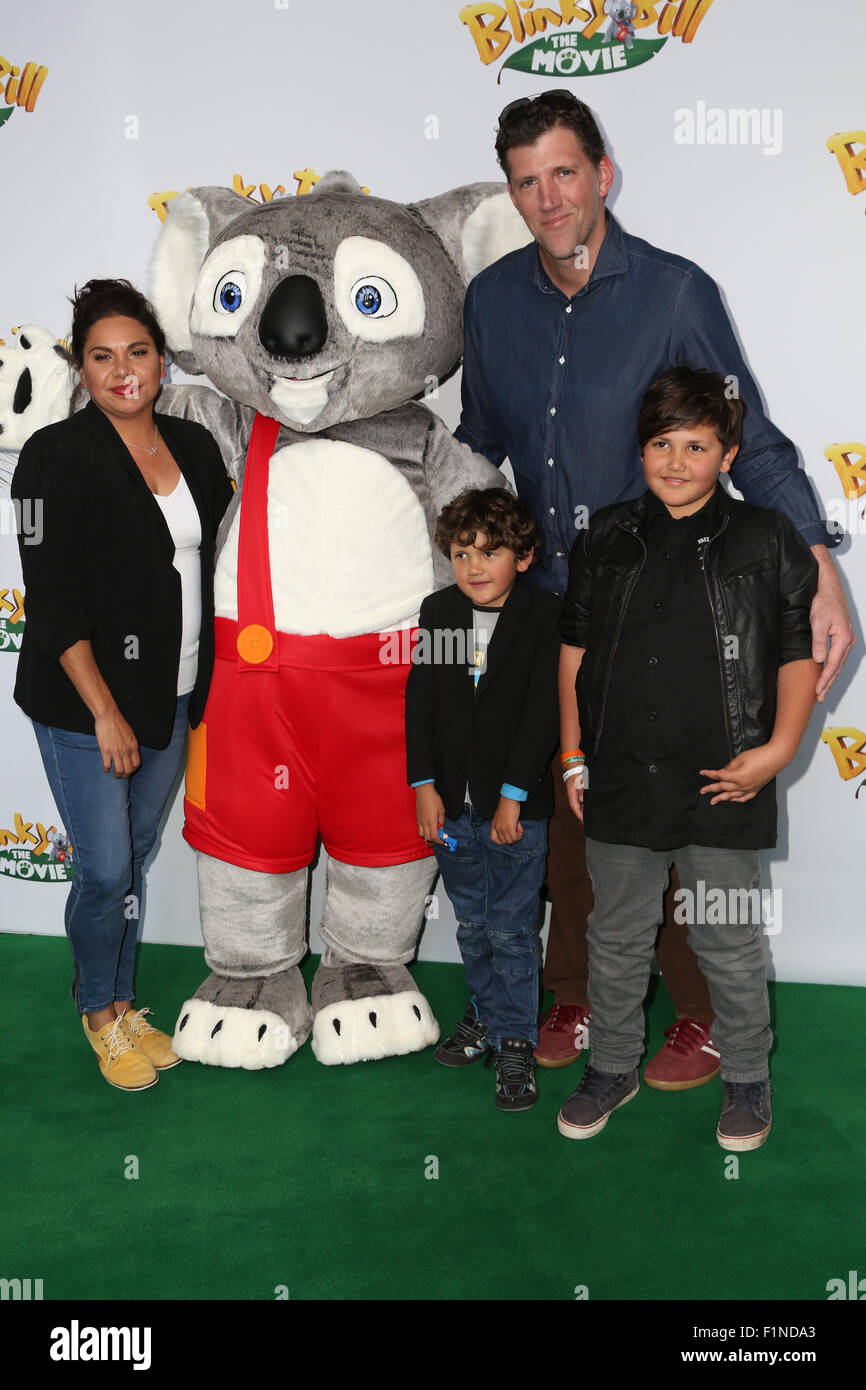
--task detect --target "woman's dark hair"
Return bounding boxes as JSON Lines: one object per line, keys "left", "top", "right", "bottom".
{"left": 638, "top": 365, "right": 747, "bottom": 454}
{"left": 69, "top": 278, "right": 166, "bottom": 367}
{"left": 434, "top": 488, "right": 540, "bottom": 562}
{"left": 495, "top": 92, "right": 606, "bottom": 179}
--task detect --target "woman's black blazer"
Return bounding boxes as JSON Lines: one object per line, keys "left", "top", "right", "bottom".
{"left": 11, "top": 401, "right": 233, "bottom": 748}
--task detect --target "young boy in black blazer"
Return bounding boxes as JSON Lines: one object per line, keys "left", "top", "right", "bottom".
{"left": 405, "top": 489, "right": 560, "bottom": 1111}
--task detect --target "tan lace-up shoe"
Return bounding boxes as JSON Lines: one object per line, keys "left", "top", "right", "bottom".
{"left": 120, "top": 1008, "right": 182, "bottom": 1070}
{"left": 82, "top": 1013, "right": 158, "bottom": 1091}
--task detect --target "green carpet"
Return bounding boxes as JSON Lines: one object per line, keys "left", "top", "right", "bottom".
{"left": 1, "top": 933, "right": 862, "bottom": 1301}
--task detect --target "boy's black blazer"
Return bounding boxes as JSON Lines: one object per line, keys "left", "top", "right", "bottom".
{"left": 12, "top": 401, "right": 233, "bottom": 748}
{"left": 405, "top": 578, "right": 561, "bottom": 821}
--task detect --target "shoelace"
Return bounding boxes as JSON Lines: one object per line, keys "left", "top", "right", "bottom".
{"left": 544, "top": 1004, "right": 590, "bottom": 1045}
{"left": 578, "top": 1066, "right": 631, "bottom": 1100}
{"left": 453, "top": 1013, "right": 486, "bottom": 1047}
{"left": 724, "top": 1079, "right": 770, "bottom": 1113}
{"left": 662, "top": 1018, "right": 710, "bottom": 1055}
{"left": 545, "top": 1003, "right": 587, "bottom": 1033}
{"left": 104, "top": 1015, "right": 135, "bottom": 1068}
{"left": 496, "top": 1048, "right": 534, "bottom": 1088}
{"left": 123, "top": 1007, "right": 156, "bottom": 1038}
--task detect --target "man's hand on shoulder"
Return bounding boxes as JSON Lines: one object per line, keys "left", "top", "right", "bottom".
{"left": 811, "top": 546, "right": 855, "bottom": 700}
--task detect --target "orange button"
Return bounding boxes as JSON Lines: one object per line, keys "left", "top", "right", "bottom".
{"left": 237, "top": 624, "right": 274, "bottom": 664}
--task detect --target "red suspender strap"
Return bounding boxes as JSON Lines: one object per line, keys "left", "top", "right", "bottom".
{"left": 235, "top": 412, "right": 281, "bottom": 671}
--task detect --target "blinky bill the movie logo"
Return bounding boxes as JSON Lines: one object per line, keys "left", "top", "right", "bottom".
{"left": 0, "top": 813, "right": 73, "bottom": 882}
{"left": 0, "top": 586, "right": 24, "bottom": 653}
{"left": 0, "top": 54, "right": 48, "bottom": 130}
{"left": 459, "top": 0, "right": 714, "bottom": 78}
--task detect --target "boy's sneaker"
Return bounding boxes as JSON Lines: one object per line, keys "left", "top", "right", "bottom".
{"left": 716, "top": 1079, "right": 772, "bottom": 1151}
{"left": 534, "top": 1003, "right": 591, "bottom": 1068}
{"left": 557, "top": 1063, "right": 639, "bottom": 1139}
{"left": 491, "top": 1037, "right": 538, "bottom": 1111}
{"left": 434, "top": 999, "right": 489, "bottom": 1067}
{"left": 643, "top": 1018, "right": 720, "bottom": 1090}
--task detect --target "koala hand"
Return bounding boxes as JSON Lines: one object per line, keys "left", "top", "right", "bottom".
{"left": 0, "top": 326, "right": 74, "bottom": 475}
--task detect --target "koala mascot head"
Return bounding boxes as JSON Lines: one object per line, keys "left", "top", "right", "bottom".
{"left": 605, "top": 1, "right": 638, "bottom": 28}
{"left": 150, "top": 171, "right": 529, "bottom": 433}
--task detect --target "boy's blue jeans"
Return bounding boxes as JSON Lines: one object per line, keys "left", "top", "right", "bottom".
{"left": 33, "top": 695, "right": 190, "bottom": 1014}
{"left": 434, "top": 805, "right": 547, "bottom": 1048}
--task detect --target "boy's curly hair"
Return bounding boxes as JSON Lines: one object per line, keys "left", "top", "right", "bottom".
{"left": 434, "top": 488, "right": 540, "bottom": 563}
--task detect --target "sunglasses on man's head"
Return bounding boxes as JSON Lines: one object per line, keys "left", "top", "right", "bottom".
{"left": 498, "top": 90, "right": 586, "bottom": 127}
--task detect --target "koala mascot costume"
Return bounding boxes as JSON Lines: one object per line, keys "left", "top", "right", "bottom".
{"left": 147, "top": 172, "right": 530, "bottom": 1069}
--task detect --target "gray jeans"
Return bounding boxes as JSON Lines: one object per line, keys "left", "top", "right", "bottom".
{"left": 585, "top": 839, "right": 772, "bottom": 1083}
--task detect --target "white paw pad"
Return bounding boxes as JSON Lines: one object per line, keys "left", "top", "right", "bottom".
{"left": 172, "top": 998, "right": 299, "bottom": 1069}
{"left": 311, "top": 990, "right": 440, "bottom": 1065}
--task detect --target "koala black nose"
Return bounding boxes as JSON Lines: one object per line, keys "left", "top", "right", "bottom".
{"left": 258, "top": 275, "right": 328, "bottom": 359}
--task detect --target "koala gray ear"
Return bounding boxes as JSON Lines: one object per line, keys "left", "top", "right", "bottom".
{"left": 149, "top": 187, "right": 250, "bottom": 369}
{"left": 310, "top": 170, "right": 364, "bottom": 196}
{"left": 410, "top": 182, "right": 532, "bottom": 288}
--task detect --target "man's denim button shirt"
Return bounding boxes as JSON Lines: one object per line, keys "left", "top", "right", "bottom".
{"left": 455, "top": 212, "right": 835, "bottom": 597}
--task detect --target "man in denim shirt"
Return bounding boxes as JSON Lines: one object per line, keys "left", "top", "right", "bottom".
{"left": 455, "top": 92, "right": 853, "bottom": 1082}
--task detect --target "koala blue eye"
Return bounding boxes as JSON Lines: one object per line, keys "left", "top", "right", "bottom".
{"left": 349, "top": 276, "right": 397, "bottom": 319}
{"left": 355, "top": 285, "right": 381, "bottom": 314}
{"left": 213, "top": 271, "right": 247, "bottom": 315}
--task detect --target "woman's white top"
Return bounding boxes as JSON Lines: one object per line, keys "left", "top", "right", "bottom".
{"left": 154, "top": 473, "right": 202, "bottom": 696}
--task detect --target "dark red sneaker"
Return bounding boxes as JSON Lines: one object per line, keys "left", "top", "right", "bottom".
{"left": 533, "top": 1004, "right": 590, "bottom": 1069}
{"left": 643, "top": 1018, "right": 720, "bottom": 1091}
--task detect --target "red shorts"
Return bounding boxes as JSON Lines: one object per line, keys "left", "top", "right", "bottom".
{"left": 183, "top": 618, "right": 432, "bottom": 873}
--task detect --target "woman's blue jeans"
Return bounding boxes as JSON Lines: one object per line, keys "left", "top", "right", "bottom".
{"left": 33, "top": 695, "right": 190, "bottom": 1013}
{"left": 434, "top": 805, "right": 548, "bottom": 1048}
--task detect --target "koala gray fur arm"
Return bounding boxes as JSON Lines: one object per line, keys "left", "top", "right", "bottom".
{"left": 420, "top": 408, "right": 511, "bottom": 590}
{"left": 158, "top": 383, "right": 255, "bottom": 488}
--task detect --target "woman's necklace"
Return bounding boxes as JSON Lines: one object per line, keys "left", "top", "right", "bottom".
{"left": 127, "top": 423, "right": 159, "bottom": 457}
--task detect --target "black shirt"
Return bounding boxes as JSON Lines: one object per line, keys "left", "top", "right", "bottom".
{"left": 581, "top": 488, "right": 777, "bottom": 850}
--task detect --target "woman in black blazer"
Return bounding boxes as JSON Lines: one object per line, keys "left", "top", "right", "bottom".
{"left": 12, "top": 279, "right": 232, "bottom": 1091}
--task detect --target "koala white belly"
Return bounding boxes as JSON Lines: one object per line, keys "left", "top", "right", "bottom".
{"left": 214, "top": 438, "right": 435, "bottom": 637}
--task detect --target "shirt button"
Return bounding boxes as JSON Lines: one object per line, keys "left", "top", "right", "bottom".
{"left": 653, "top": 601, "right": 662, "bottom": 611}
{"left": 648, "top": 764, "right": 659, "bottom": 775}
{"left": 547, "top": 457, "right": 554, "bottom": 467}
{"left": 565, "top": 305, "right": 572, "bottom": 314}
{"left": 664, "top": 552, "right": 673, "bottom": 561}
{"left": 550, "top": 406, "right": 556, "bottom": 415}
{"left": 648, "top": 656, "right": 658, "bottom": 666}
{"left": 555, "top": 551, "right": 564, "bottom": 558}
{"left": 559, "top": 355, "right": 566, "bottom": 365}
{"left": 648, "top": 710, "right": 658, "bottom": 721}
{"left": 549, "top": 507, "right": 556, "bottom": 515}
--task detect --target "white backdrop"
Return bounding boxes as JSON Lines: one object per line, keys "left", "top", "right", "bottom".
{"left": 1, "top": 0, "right": 864, "bottom": 984}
